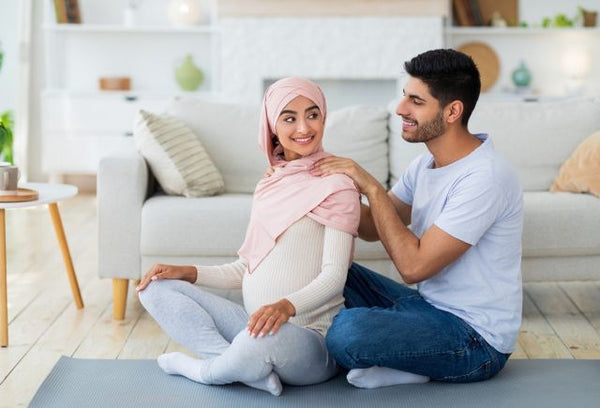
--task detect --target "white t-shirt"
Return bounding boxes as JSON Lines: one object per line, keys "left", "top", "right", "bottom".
{"left": 391, "top": 134, "right": 523, "bottom": 353}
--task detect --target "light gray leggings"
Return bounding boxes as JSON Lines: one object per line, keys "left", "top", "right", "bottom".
{"left": 138, "top": 279, "right": 338, "bottom": 385}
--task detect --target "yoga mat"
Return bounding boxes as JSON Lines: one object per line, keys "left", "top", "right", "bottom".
{"left": 28, "top": 357, "right": 600, "bottom": 408}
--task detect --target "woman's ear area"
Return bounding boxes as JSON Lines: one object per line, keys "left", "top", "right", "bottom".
{"left": 445, "top": 100, "right": 464, "bottom": 124}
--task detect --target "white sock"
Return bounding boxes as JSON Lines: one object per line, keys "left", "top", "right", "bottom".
{"left": 347, "top": 366, "right": 430, "bottom": 389}
{"left": 157, "top": 352, "right": 282, "bottom": 396}
{"left": 244, "top": 373, "right": 283, "bottom": 396}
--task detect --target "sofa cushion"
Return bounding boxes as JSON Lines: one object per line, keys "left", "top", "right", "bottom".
{"left": 522, "top": 192, "right": 600, "bottom": 257}
{"left": 388, "top": 98, "right": 600, "bottom": 191}
{"left": 141, "top": 194, "right": 252, "bottom": 256}
{"left": 550, "top": 130, "right": 600, "bottom": 197}
{"left": 469, "top": 98, "right": 600, "bottom": 191}
{"left": 165, "top": 98, "right": 391, "bottom": 193}
{"left": 134, "top": 109, "right": 225, "bottom": 197}
{"left": 325, "top": 105, "right": 390, "bottom": 187}
{"left": 141, "top": 193, "right": 390, "bottom": 260}
{"left": 165, "top": 97, "right": 265, "bottom": 194}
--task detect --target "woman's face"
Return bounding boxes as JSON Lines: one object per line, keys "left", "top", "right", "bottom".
{"left": 274, "top": 95, "right": 324, "bottom": 161}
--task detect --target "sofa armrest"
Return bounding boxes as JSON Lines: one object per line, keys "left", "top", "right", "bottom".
{"left": 97, "top": 152, "right": 149, "bottom": 280}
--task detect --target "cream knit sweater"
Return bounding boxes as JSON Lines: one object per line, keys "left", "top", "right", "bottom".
{"left": 194, "top": 216, "right": 354, "bottom": 336}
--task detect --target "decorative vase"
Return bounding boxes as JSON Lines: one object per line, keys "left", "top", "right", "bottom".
{"left": 511, "top": 61, "right": 532, "bottom": 89}
{"left": 175, "top": 54, "right": 204, "bottom": 91}
{"left": 167, "top": 0, "right": 206, "bottom": 26}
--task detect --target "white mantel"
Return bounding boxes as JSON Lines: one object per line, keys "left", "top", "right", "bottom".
{"left": 217, "top": 0, "right": 449, "bottom": 17}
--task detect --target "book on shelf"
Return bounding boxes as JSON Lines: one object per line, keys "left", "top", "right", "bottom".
{"left": 452, "top": 0, "right": 518, "bottom": 27}
{"left": 53, "top": 0, "right": 82, "bottom": 24}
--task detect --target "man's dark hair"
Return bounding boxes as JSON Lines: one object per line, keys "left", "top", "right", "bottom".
{"left": 404, "top": 49, "right": 480, "bottom": 126}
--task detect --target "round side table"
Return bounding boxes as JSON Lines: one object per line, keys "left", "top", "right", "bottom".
{"left": 0, "top": 182, "right": 85, "bottom": 347}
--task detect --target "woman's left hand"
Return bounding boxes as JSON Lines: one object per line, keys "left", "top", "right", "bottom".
{"left": 247, "top": 299, "right": 296, "bottom": 338}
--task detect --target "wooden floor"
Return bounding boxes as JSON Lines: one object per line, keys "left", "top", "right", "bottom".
{"left": 0, "top": 194, "right": 599, "bottom": 407}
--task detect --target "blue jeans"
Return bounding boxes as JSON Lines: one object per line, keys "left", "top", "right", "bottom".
{"left": 326, "top": 263, "right": 510, "bottom": 383}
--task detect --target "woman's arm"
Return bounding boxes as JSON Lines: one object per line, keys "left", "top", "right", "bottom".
{"left": 194, "top": 258, "right": 246, "bottom": 289}
{"left": 136, "top": 258, "right": 246, "bottom": 292}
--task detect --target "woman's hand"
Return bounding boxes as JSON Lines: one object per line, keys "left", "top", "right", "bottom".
{"left": 247, "top": 299, "right": 296, "bottom": 338}
{"left": 311, "top": 156, "right": 382, "bottom": 197}
{"left": 136, "top": 264, "right": 197, "bottom": 292}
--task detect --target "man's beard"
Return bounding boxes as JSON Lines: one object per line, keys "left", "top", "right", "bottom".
{"left": 402, "top": 110, "right": 446, "bottom": 143}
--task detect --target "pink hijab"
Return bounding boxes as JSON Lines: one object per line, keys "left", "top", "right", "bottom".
{"left": 238, "top": 77, "right": 360, "bottom": 273}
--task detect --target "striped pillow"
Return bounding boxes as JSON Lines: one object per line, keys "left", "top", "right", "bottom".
{"left": 134, "top": 109, "right": 224, "bottom": 197}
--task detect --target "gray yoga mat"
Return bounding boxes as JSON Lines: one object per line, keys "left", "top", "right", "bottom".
{"left": 29, "top": 357, "right": 600, "bottom": 408}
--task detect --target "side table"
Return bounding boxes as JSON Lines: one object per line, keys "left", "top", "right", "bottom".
{"left": 0, "top": 182, "right": 84, "bottom": 347}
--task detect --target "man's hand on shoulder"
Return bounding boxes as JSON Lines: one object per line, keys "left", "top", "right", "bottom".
{"left": 311, "top": 156, "right": 383, "bottom": 197}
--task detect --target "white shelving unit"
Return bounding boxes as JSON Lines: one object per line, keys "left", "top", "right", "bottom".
{"left": 41, "top": 0, "right": 221, "bottom": 177}
{"left": 444, "top": 24, "right": 600, "bottom": 97}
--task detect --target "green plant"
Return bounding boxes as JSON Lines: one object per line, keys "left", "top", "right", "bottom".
{"left": 0, "top": 110, "right": 14, "bottom": 164}
{"left": 542, "top": 13, "right": 575, "bottom": 27}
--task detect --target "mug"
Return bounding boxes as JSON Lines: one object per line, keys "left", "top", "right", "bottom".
{"left": 0, "top": 165, "right": 20, "bottom": 195}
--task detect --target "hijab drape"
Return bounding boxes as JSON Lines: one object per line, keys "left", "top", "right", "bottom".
{"left": 238, "top": 77, "right": 360, "bottom": 273}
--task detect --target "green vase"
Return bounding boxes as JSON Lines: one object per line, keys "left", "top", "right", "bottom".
{"left": 175, "top": 54, "right": 204, "bottom": 91}
{"left": 511, "top": 61, "right": 532, "bottom": 89}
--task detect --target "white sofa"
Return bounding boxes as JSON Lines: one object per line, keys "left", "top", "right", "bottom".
{"left": 98, "top": 96, "right": 600, "bottom": 319}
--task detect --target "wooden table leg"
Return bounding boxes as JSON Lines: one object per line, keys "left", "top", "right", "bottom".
{"left": 0, "top": 209, "right": 8, "bottom": 347}
{"left": 48, "top": 203, "right": 84, "bottom": 309}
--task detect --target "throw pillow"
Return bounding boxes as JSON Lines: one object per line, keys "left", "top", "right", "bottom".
{"left": 134, "top": 109, "right": 225, "bottom": 197}
{"left": 550, "top": 130, "right": 600, "bottom": 197}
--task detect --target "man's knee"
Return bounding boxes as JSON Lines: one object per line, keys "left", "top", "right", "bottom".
{"left": 326, "top": 308, "right": 373, "bottom": 364}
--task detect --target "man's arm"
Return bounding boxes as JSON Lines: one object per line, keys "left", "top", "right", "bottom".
{"left": 358, "top": 193, "right": 411, "bottom": 241}
{"left": 312, "top": 156, "right": 470, "bottom": 284}
{"left": 366, "top": 185, "right": 470, "bottom": 284}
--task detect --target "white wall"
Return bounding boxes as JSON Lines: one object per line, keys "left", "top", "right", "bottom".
{"left": 0, "top": 0, "right": 20, "bottom": 113}
{"left": 24, "top": 0, "right": 600, "bottom": 181}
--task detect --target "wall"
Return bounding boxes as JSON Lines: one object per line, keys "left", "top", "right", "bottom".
{"left": 0, "top": 0, "right": 20, "bottom": 113}
{"left": 24, "top": 0, "right": 600, "bottom": 180}
{"left": 219, "top": 16, "right": 443, "bottom": 106}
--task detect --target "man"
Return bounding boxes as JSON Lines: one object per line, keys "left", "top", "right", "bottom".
{"left": 312, "top": 49, "right": 523, "bottom": 388}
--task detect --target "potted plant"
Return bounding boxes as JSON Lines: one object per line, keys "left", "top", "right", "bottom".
{"left": 579, "top": 7, "right": 598, "bottom": 27}
{"left": 0, "top": 40, "right": 15, "bottom": 164}
{"left": 0, "top": 111, "right": 14, "bottom": 164}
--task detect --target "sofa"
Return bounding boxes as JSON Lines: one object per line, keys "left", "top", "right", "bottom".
{"left": 98, "top": 96, "right": 600, "bottom": 319}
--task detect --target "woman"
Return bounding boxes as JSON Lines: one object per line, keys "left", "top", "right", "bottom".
{"left": 136, "top": 77, "right": 360, "bottom": 396}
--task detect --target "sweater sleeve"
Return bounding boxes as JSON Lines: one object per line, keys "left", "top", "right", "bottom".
{"left": 284, "top": 226, "right": 353, "bottom": 315}
{"left": 194, "top": 258, "right": 247, "bottom": 289}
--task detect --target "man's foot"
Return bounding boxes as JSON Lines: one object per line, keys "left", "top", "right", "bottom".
{"left": 347, "top": 366, "right": 430, "bottom": 388}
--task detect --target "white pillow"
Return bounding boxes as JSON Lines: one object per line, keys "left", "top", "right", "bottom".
{"left": 325, "top": 105, "right": 390, "bottom": 187}
{"left": 164, "top": 98, "right": 265, "bottom": 194}
{"left": 134, "top": 109, "right": 224, "bottom": 197}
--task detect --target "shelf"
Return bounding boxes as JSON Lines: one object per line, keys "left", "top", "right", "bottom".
{"left": 43, "top": 23, "right": 220, "bottom": 34}
{"left": 445, "top": 26, "right": 600, "bottom": 35}
{"left": 43, "top": 89, "right": 222, "bottom": 99}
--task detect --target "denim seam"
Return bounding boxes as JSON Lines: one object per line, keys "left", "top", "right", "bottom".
{"left": 440, "top": 359, "right": 491, "bottom": 382}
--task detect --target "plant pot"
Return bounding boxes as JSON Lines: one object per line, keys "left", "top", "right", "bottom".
{"left": 583, "top": 11, "right": 597, "bottom": 27}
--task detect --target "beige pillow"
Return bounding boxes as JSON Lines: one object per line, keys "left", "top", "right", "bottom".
{"left": 550, "top": 130, "right": 600, "bottom": 197}
{"left": 134, "top": 109, "right": 224, "bottom": 197}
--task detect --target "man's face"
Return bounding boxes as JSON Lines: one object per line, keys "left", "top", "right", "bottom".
{"left": 395, "top": 77, "right": 446, "bottom": 143}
